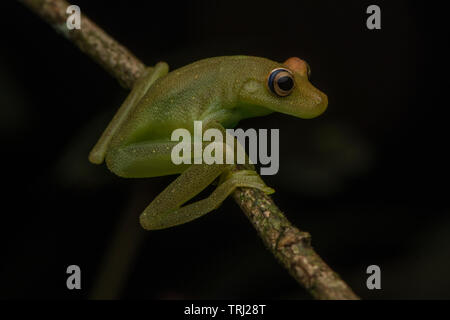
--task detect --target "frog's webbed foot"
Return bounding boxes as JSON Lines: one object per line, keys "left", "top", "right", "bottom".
{"left": 217, "top": 169, "right": 275, "bottom": 202}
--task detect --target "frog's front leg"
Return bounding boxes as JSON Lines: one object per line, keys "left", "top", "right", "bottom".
{"left": 89, "top": 62, "right": 169, "bottom": 164}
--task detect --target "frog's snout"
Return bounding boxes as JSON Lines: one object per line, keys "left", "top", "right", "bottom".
{"left": 297, "top": 86, "right": 327, "bottom": 119}
{"left": 283, "top": 57, "right": 328, "bottom": 118}
{"left": 315, "top": 90, "right": 328, "bottom": 116}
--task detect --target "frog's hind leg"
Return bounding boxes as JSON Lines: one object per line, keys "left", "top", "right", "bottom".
{"left": 139, "top": 163, "right": 274, "bottom": 230}
{"left": 129, "top": 122, "right": 274, "bottom": 230}
{"left": 105, "top": 141, "right": 189, "bottom": 178}
{"left": 104, "top": 140, "right": 237, "bottom": 228}
{"left": 105, "top": 121, "right": 275, "bottom": 230}
{"left": 89, "top": 62, "right": 169, "bottom": 164}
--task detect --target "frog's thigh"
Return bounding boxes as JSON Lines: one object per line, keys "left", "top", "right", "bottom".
{"left": 105, "top": 141, "right": 188, "bottom": 178}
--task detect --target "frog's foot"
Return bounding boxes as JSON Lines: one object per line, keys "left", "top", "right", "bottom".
{"left": 219, "top": 169, "right": 275, "bottom": 197}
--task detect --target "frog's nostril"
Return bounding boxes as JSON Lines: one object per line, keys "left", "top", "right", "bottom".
{"left": 318, "top": 93, "right": 328, "bottom": 113}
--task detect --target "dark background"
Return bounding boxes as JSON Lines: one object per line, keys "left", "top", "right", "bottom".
{"left": 0, "top": 0, "right": 448, "bottom": 299}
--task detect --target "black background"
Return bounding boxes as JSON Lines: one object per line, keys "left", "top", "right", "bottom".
{"left": 0, "top": 0, "right": 449, "bottom": 299}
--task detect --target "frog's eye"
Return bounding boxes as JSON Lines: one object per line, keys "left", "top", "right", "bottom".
{"left": 267, "top": 68, "right": 295, "bottom": 97}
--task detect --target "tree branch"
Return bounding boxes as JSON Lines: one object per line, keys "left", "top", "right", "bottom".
{"left": 20, "top": 0, "right": 359, "bottom": 300}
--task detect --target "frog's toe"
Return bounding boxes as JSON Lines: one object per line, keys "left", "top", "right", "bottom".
{"left": 222, "top": 169, "right": 275, "bottom": 195}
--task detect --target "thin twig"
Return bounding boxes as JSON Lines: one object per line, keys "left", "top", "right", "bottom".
{"left": 20, "top": 0, "right": 359, "bottom": 300}
{"left": 19, "top": 0, "right": 144, "bottom": 88}
{"left": 89, "top": 185, "right": 148, "bottom": 300}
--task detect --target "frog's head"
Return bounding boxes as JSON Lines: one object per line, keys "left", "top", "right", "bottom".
{"left": 238, "top": 57, "right": 328, "bottom": 119}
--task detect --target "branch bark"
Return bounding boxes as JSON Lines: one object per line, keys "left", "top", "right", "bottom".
{"left": 20, "top": 0, "right": 359, "bottom": 300}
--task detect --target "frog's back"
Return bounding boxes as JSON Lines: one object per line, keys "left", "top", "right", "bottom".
{"left": 109, "top": 56, "right": 275, "bottom": 148}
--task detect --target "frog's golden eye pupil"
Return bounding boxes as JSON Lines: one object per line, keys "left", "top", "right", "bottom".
{"left": 268, "top": 68, "right": 295, "bottom": 97}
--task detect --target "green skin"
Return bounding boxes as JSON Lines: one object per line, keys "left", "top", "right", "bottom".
{"left": 89, "top": 56, "right": 327, "bottom": 230}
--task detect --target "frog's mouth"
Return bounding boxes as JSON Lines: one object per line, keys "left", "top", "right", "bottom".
{"left": 276, "top": 81, "right": 328, "bottom": 119}
{"left": 296, "top": 86, "right": 328, "bottom": 119}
